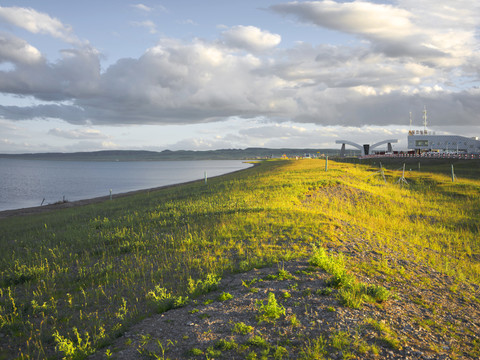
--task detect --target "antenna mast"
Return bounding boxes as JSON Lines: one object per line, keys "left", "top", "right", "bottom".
{"left": 409, "top": 111, "right": 412, "bottom": 130}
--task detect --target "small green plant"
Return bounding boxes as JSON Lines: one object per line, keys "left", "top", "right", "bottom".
{"left": 256, "top": 292, "right": 286, "bottom": 324}
{"left": 265, "top": 267, "right": 295, "bottom": 281}
{"left": 339, "top": 282, "right": 391, "bottom": 309}
{"left": 215, "top": 339, "right": 237, "bottom": 351}
{"left": 187, "top": 274, "right": 220, "bottom": 297}
{"left": 206, "top": 346, "right": 221, "bottom": 357}
{"left": 300, "top": 335, "right": 327, "bottom": 360}
{"left": 365, "top": 318, "right": 402, "bottom": 350}
{"left": 189, "top": 347, "right": 203, "bottom": 356}
{"left": 310, "top": 246, "right": 390, "bottom": 308}
{"left": 248, "top": 335, "right": 269, "bottom": 349}
{"left": 277, "top": 266, "right": 294, "bottom": 280}
{"left": 288, "top": 314, "right": 301, "bottom": 327}
{"left": 242, "top": 278, "right": 258, "bottom": 288}
{"left": 316, "top": 287, "right": 333, "bottom": 296}
{"left": 338, "top": 284, "right": 365, "bottom": 309}
{"left": 331, "top": 330, "right": 351, "bottom": 350}
{"left": 173, "top": 295, "right": 189, "bottom": 308}
{"left": 366, "top": 284, "right": 391, "bottom": 302}
{"left": 146, "top": 286, "right": 175, "bottom": 313}
{"left": 218, "top": 292, "right": 234, "bottom": 301}
{"left": 53, "top": 328, "right": 95, "bottom": 359}
{"left": 302, "top": 288, "right": 312, "bottom": 297}
{"left": 282, "top": 291, "right": 291, "bottom": 299}
{"left": 273, "top": 345, "right": 289, "bottom": 359}
{"left": 233, "top": 322, "right": 254, "bottom": 335}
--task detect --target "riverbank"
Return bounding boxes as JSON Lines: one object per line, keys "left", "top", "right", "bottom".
{"left": 0, "top": 159, "right": 253, "bottom": 213}
{"left": 1, "top": 159, "right": 479, "bottom": 359}
{"left": 0, "top": 178, "right": 203, "bottom": 219}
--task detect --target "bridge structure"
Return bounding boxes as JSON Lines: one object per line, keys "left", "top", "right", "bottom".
{"left": 335, "top": 139, "right": 398, "bottom": 156}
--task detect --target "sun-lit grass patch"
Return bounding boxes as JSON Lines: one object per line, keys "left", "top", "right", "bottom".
{"left": 0, "top": 158, "right": 479, "bottom": 358}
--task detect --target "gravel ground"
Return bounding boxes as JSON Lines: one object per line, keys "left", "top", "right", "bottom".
{"left": 89, "top": 251, "right": 480, "bottom": 360}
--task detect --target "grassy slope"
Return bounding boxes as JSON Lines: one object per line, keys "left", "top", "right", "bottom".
{"left": 0, "top": 159, "right": 479, "bottom": 359}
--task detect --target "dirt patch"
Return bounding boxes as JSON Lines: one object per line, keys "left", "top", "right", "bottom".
{"left": 89, "top": 256, "right": 479, "bottom": 359}
{"left": 304, "top": 184, "right": 378, "bottom": 208}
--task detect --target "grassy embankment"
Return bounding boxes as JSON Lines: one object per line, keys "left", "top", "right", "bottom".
{"left": 0, "top": 159, "right": 479, "bottom": 359}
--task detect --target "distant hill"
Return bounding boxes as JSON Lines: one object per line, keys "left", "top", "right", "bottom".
{"left": 0, "top": 148, "right": 352, "bottom": 161}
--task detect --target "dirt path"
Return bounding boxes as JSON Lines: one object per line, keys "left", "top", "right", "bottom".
{"left": 89, "top": 254, "right": 480, "bottom": 359}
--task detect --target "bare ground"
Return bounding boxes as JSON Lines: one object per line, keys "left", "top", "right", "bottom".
{"left": 89, "top": 245, "right": 480, "bottom": 359}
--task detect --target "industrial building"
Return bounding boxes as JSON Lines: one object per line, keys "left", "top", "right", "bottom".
{"left": 407, "top": 108, "right": 480, "bottom": 154}
{"left": 407, "top": 131, "right": 480, "bottom": 154}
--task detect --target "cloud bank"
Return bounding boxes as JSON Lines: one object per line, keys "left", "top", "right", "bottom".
{"left": 0, "top": 1, "right": 479, "bottom": 132}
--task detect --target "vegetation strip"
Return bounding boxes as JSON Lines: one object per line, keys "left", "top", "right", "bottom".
{"left": 0, "top": 159, "right": 479, "bottom": 359}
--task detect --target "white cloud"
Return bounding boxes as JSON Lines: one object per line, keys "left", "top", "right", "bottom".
{"left": 0, "top": 32, "right": 43, "bottom": 65}
{"left": 272, "top": 1, "right": 415, "bottom": 39}
{"left": 270, "top": 1, "right": 478, "bottom": 68}
{"left": 131, "top": 3, "right": 167, "bottom": 13}
{"left": 221, "top": 25, "right": 281, "bottom": 52}
{"left": 48, "top": 128, "right": 108, "bottom": 139}
{"left": 0, "top": 1, "right": 478, "bottom": 140}
{"left": 131, "top": 4, "right": 153, "bottom": 12}
{"left": 0, "top": 6, "right": 82, "bottom": 45}
{"left": 130, "top": 20, "right": 157, "bottom": 34}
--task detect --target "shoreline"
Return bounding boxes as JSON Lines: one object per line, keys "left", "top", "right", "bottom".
{"left": 0, "top": 162, "right": 258, "bottom": 220}
{"left": 0, "top": 179, "right": 198, "bottom": 219}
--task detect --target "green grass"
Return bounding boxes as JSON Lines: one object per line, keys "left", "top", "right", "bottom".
{"left": 0, "top": 159, "right": 479, "bottom": 358}
{"left": 309, "top": 246, "right": 391, "bottom": 308}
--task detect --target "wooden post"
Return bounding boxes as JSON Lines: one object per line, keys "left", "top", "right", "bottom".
{"left": 325, "top": 156, "right": 328, "bottom": 171}
{"left": 110, "top": 189, "right": 112, "bottom": 200}
{"left": 380, "top": 163, "right": 386, "bottom": 184}
{"left": 204, "top": 171, "right": 208, "bottom": 184}
{"left": 451, "top": 165, "right": 455, "bottom": 182}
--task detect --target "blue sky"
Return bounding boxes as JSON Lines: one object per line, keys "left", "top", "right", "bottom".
{"left": 0, "top": 0, "right": 479, "bottom": 153}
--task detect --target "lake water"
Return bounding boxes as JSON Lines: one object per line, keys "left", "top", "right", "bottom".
{"left": 0, "top": 159, "right": 252, "bottom": 211}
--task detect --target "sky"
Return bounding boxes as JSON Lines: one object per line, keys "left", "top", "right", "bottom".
{"left": 0, "top": 0, "right": 479, "bottom": 154}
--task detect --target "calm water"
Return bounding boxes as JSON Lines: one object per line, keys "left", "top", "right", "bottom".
{"left": 0, "top": 159, "right": 252, "bottom": 211}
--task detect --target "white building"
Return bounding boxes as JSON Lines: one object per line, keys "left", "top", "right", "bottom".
{"left": 407, "top": 130, "right": 480, "bottom": 154}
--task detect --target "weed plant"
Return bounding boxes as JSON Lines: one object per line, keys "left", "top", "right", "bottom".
{"left": 256, "top": 292, "right": 286, "bottom": 324}
{"left": 0, "top": 159, "right": 479, "bottom": 358}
